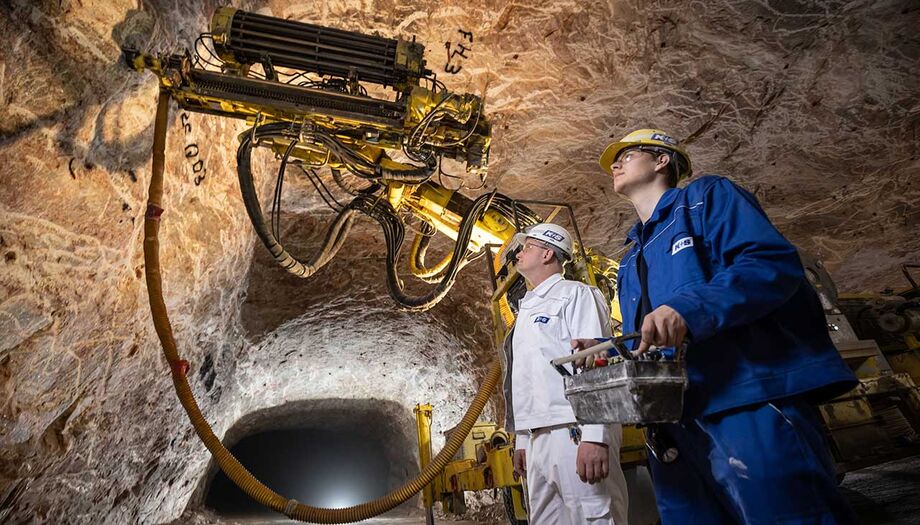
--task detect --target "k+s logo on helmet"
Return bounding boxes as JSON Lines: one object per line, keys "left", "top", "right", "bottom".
{"left": 541, "top": 231, "right": 565, "bottom": 242}
{"left": 651, "top": 133, "right": 677, "bottom": 145}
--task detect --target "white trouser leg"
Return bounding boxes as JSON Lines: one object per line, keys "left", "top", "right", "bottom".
{"left": 525, "top": 425, "right": 629, "bottom": 525}
{"left": 525, "top": 431, "right": 571, "bottom": 525}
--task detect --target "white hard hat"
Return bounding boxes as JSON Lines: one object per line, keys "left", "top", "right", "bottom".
{"left": 513, "top": 223, "right": 574, "bottom": 259}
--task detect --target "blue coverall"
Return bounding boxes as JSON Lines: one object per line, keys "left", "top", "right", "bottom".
{"left": 616, "top": 175, "right": 859, "bottom": 524}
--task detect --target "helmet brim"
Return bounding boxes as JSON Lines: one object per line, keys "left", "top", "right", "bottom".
{"left": 598, "top": 142, "right": 630, "bottom": 175}
{"left": 598, "top": 141, "right": 693, "bottom": 180}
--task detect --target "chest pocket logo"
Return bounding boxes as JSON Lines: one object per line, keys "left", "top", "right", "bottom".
{"left": 671, "top": 236, "right": 694, "bottom": 255}
{"left": 534, "top": 316, "right": 550, "bottom": 324}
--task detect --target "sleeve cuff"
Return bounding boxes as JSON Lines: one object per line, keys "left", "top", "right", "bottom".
{"left": 663, "top": 294, "right": 714, "bottom": 342}
{"left": 515, "top": 432, "right": 529, "bottom": 450}
{"left": 580, "top": 424, "right": 609, "bottom": 445}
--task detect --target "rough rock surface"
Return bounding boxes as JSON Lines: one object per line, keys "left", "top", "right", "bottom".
{"left": 0, "top": 0, "right": 918, "bottom": 524}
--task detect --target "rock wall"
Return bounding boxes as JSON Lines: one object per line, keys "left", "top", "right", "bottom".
{"left": 0, "top": 1, "right": 264, "bottom": 522}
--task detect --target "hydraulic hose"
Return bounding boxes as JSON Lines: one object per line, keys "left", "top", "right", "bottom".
{"left": 297, "top": 124, "right": 434, "bottom": 184}
{"left": 331, "top": 168, "right": 378, "bottom": 196}
{"left": 238, "top": 121, "right": 511, "bottom": 312}
{"left": 409, "top": 224, "right": 454, "bottom": 283}
{"left": 144, "top": 89, "right": 502, "bottom": 523}
{"left": 351, "top": 192, "right": 490, "bottom": 311}
{"left": 238, "top": 130, "right": 357, "bottom": 278}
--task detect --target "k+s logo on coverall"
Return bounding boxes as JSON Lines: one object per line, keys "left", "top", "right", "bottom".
{"left": 672, "top": 236, "right": 694, "bottom": 255}
{"left": 534, "top": 316, "right": 550, "bottom": 324}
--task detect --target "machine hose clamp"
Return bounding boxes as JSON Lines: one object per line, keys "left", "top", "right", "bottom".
{"left": 169, "top": 359, "right": 190, "bottom": 377}
{"left": 146, "top": 203, "right": 164, "bottom": 220}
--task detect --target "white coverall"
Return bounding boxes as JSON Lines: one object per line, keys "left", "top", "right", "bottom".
{"left": 511, "top": 273, "right": 629, "bottom": 524}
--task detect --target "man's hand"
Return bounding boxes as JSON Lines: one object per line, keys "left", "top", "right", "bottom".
{"left": 576, "top": 441, "right": 609, "bottom": 484}
{"left": 513, "top": 449, "right": 527, "bottom": 480}
{"left": 636, "top": 305, "right": 688, "bottom": 356}
{"left": 570, "top": 338, "right": 606, "bottom": 368}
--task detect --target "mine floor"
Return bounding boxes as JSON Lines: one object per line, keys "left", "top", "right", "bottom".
{"left": 191, "top": 454, "right": 920, "bottom": 524}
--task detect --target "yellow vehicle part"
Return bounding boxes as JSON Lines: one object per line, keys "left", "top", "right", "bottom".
{"left": 415, "top": 404, "right": 525, "bottom": 520}
{"left": 414, "top": 404, "right": 436, "bottom": 510}
{"left": 813, "top": 260, "right": 920, "bottom": 471}
{"left": 400, "top": 183, "right": 517, "bottom": 251}
{"left": 906, "top": 333, "right": 920, "bottom": 351}
{"left": 415, "top": 404, "right": 646, "bottom": 522}
{"left": 620, "top": 425, "right": 648, "bottom": 467}
{"left": 126, "top": 50, "right": 488, "bottom": 176}
{"left": 821, "top": 372, "right": 920, "bottom": 470}
{"left": 889, "top": 351, "right": 920, "bottom": 385}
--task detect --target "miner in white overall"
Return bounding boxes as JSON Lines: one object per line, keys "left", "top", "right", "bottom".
{"left": 507, "top": 223, "right": 629, "bottom": 524}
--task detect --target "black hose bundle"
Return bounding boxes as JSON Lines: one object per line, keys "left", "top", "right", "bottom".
{"left": 409, "top": 222, "right": 456, "bottom": 283}
{"left": 245, "top": 122, "right": 435, "bottom": 182}
{"left": 406, "top": 193, "right": 540, "bottom": 285}
{"left": 238, "top": 126, "right": 359, "bottom": 278}
{"left": 350, "top": 192, "right": 493, "bottom": 311}
{"left": 237, "top": 122, "right": 541, "bottom": 311}
{"left": 236, "top": 124, "right": 459, "bottom": 309}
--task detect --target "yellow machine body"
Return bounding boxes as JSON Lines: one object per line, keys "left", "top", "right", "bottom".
{"left": 415, "top": 404, "right": 527, "bottom": 521}
{"left": 805, "top": 258, "right": 920, "bottom": 471}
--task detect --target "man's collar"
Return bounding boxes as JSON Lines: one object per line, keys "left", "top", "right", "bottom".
{"left": 649, "top": 187, "right": 680, "bottom": 222}
{"left": 624, "top": 187, "right": 680, "bottom": 245}
{"left": 625, "top": 222, "right": 641, "bottom": 245}
{"left": 528, "top": 272, "right": 564, "bottom": 298}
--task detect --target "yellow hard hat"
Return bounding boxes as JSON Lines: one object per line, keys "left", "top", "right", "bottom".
{"left": 598, "top": 129, "right": 693, "bottom": 181}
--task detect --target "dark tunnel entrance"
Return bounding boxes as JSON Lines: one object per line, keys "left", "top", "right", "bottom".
{"left": 195, "top": 399, "right": 420, "bottom": 518}
{"left": 206, "top": 428, "right": 390, "bottom": 515}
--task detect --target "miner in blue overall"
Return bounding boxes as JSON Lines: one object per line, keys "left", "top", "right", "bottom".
{"left": 575, "top": 129, "right": 859, "bottom": 524}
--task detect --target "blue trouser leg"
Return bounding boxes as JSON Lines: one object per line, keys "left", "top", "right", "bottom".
{"left": 649, "top": 398, "right": 859, "bottom": 525}
{"left": 648, "top": 429, "right": 740, "bottom": 524}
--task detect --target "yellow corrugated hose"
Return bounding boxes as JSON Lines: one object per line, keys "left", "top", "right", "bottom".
{"left": 143, "top": 89, "right": 501, "bottom": 523}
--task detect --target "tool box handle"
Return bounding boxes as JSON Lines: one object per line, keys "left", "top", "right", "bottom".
{"left": 550, "top": 333, "right": 640, "bottom": 368}
{"left": 550, "top": 334, "right": 690, "bottom": 377}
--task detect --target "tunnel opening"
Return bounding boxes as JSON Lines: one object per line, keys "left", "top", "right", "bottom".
{"left": 193, "top": 398, "right": 421, "bottom": 519}
{"left": 206, "top": 427, "right": 390, "bottom": 515}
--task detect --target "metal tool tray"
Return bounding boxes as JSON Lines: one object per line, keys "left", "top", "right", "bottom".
{"left": 552, "top": 334, "right": 688, "bottom": 425}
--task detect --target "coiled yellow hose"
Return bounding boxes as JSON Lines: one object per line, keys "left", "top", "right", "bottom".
{"left": 144, "top": 89, "right": 500, "bottom": 523}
